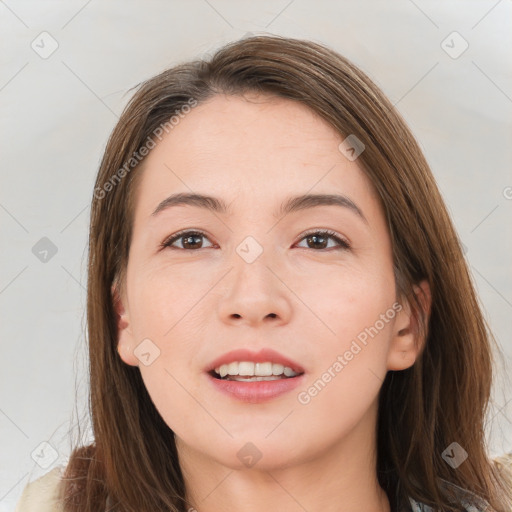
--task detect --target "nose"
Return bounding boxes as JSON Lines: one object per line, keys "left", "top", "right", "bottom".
{"left": 216, "top": 246, "right": 293, "bottom": 327}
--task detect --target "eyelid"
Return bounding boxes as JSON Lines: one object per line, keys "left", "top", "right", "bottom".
{"left": 159, "top": 229, "right": 214, "bottom": 251}
{"left": 295, "top": 228, "right": 351, "bottom": 250}
{"left": 160, "top": 228, "right": 351, "bottom": 252}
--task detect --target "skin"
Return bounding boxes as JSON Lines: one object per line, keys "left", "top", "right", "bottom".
{"left": 114, "top": 93, "right": 431, "bottom": 512}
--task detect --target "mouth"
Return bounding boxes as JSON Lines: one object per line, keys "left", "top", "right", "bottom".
{"left": 209, "top": 372, "right": 302, "bottom": 382}
{"left": 205, "top": 349, "right": 306, "bottom": 403}
{"left": 207, "top": 368, "right": 306, "bottom": 403}
{"left": 208, "top": 361, "right": 304, "bottom": 381}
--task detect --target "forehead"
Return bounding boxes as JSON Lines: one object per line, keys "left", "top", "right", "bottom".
{"left": 132, "top": 93, "right": 379, "bottom": 221}
{"left": 169, "top": 92, "right": 342, "bottom": 158}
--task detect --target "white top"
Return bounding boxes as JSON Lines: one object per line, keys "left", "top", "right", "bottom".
{"left": 14, "top": 466, "right": 65, "bottom": 512}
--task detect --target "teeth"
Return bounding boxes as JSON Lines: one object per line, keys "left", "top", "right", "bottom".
{"left": 283, "top": 366, "right": 296, "bottom": 377}
{"left": 214, "top": 361, "right": 299, "bottom": 378}
{"left": 227, "top": 361, "right": 238, "bottom": 376}
{"left": 272, "top": 363, "right": 284, "bottom": 375}
{"left": 239, "top": 361, "right": 254, "bottom": 376}
{"left": 225, "top": 375, "right": 283, "bottom": 382}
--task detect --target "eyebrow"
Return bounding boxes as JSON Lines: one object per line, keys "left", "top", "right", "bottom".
{"left": 151, "top": 192, "right": 368, "bottom": 224}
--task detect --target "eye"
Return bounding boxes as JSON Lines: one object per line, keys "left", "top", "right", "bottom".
{"left": 295, "top": 230, "right": 351, "bottom": 251}
{"left": 160, "top": 230, "right": 214, "bottom": 251}
{"left": 160, "top": 229, "right": 351, "bottom": 252}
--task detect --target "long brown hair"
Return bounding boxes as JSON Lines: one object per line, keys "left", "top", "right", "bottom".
{"left": 62, "top": 35, "right": 512, "bottom": 511}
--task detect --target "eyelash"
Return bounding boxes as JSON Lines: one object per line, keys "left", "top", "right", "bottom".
{"left": 159, "top": 229, "right": 351, "bottom": 252}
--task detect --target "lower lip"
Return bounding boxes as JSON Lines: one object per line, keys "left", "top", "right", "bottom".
{"left": 207, "top": 372, "right": 306, "bottom": 403}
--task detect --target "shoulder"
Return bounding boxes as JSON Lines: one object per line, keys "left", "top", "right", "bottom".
{"left": 14, "top": 465, "right": 66, "bottom": 512}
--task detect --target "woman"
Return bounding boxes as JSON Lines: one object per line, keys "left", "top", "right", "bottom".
{"left": 15, "top": 35, "right": 512, "bottom": 512}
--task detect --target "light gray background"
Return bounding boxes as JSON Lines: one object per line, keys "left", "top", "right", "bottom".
{"left": 1, "top": 1, "right": 511, "bottom": 510}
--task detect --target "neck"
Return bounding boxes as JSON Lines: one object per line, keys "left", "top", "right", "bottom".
{"left": 176, "top": 402, "right": 390, "bottom": 512}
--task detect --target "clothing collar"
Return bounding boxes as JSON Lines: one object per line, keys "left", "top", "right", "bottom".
{"left": 408, "top": 477, "right": 493, "bottom": 512}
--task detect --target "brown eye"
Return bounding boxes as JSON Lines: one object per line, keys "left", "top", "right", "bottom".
{"left": 296, "top": 230, "right": 351, "bottom": 251}
{"left": 161, "top": 231, "right": 213, "bottom": 250}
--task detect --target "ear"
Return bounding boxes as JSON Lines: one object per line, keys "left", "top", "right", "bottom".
{"left": 387, "top": 279, "right": 431, "bottom": 371}
{"left": 112, "top": 283, "right": 139, "bottom": 367}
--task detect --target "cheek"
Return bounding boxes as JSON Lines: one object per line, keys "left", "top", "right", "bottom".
{"left": 128, "top": 267, "right": 211, "bottom": 385}
{"left": 297, "top": 268, "right": 396, "bottom": 416}
{"left": 304, "top": 264, "right": 396, "bottom": 345}
{"left": 290, "top": 277, "right": 395, "bottom": 441}
{"left": 139, "top": 365, "right": 200, "bottom": 439}
{"left": 126, "top": 274, "right": 207, "bottom": 421}
{"left": 129, "top": 266, "right": 210, "bottom": 339}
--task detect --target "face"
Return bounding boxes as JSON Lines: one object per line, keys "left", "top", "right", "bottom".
{"left": 114, "top": 93, "right": 426, "bottom": 471}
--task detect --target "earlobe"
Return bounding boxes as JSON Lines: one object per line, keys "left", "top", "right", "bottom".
{"left": 111, "top": 283, "right": 139, "bottom": 367}
{"left": 387, "top": 279, "right": 431, "bottom": 371}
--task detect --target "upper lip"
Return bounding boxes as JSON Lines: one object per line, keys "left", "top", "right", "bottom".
{"left": 206, "top": 348, "right": 305, "bottom": 374}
